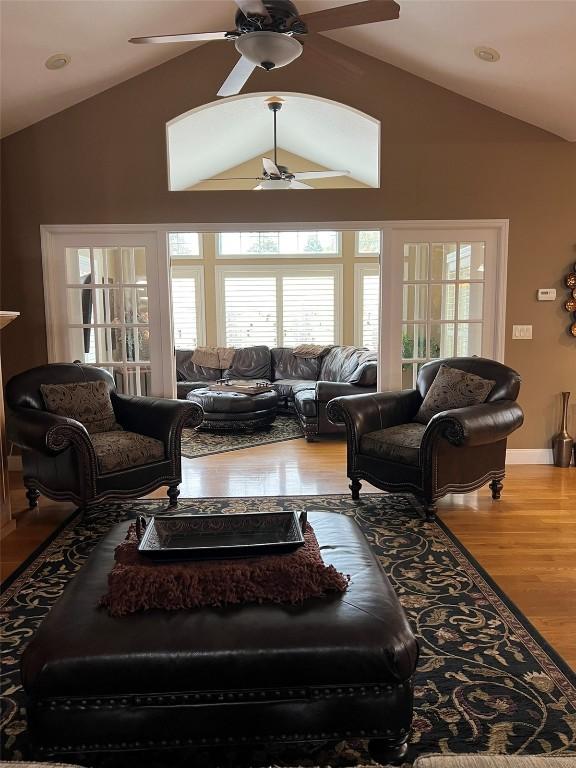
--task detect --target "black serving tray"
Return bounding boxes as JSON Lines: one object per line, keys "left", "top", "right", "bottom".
{"left": 137, "top": 510, "right": 307, "bottom": 561}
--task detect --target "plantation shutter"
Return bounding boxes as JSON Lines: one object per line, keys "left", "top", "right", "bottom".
{"left": 282, "top": 275, "right": 335, "bottom": 346}
{"left": 224, "top": 275, "right": 277, "bottom": 347}
{"left": 172, "top": 273, "right": 198, "bottom": 350}
{"left": 362, "top": 273, "right": 379, "bottom": 350}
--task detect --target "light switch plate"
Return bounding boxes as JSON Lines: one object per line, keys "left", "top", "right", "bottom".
{"left": 537, "top": 289, "right": 556, "bottom": 301}
{"left": 512, "top": 325, "right": 533, "bottom": 339}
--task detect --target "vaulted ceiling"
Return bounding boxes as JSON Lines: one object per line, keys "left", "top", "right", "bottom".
{"left": 1, "top": 0, "right": 575, "bottom": 140}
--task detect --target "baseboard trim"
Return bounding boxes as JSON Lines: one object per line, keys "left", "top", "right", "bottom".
{"left": 8, "top": 456, "right": 22, "bottom": 472}
{"left": 505, "top": 449, "right": 555, "bottom": 465}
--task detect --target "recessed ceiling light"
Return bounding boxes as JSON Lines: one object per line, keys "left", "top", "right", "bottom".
{"left": 45, "top": 53, "right": 71, "bottom": 70}
{"left": 474, "top": 46, "right": 500, "bottom": 63}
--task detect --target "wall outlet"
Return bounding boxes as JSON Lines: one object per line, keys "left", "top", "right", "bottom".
{"left": 537, "top": 288, "right": 556, "bottom": 301}
{"left": 512, "top": 325, "right": 533, "bottom": 339}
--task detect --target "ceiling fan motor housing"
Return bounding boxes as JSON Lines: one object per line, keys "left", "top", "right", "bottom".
{"left": 234, "top": 0, "right": 304, "bottom": 34}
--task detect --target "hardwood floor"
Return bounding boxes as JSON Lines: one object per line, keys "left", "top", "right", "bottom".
{"left": 3, "top": 439, "right": 575, "bottom": 668}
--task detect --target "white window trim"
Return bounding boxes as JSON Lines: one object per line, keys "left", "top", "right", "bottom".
{"left": 354, "top": 263, "right": 380, "bottom": 348}
{"left": 41, "top": 220, "right": 507, "bottom": 398}
{"left": 355, "top": 230, "right": 381, "bottom": 258}
{"left": 167, "top": 231, "right": 203, "bottom": 260}
{"left": 215, "top": 263, "right": 343, "bottom": 347}
{"left": 216, "top": 231, "right": 342, "bottom": 259}
{"left": 170, "top": 264, "right": 206, "bottom": 349}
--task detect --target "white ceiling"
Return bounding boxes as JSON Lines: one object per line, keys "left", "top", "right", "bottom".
{"left": 1, "top": 0, "right": 575, "bottom": 140}
{"left": 167, "top": 92, "right": 379, "bottom": 189}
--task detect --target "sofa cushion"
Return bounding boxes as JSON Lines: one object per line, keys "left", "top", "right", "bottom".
{"left": 40, "top": 381, "right": 121, "bottom": 435}
{"left": 223, "top": 346, "right": 271, "bottom": 381}
{"left": 271, "top": 348, "right": 322, "bottom": 381}
{"left": 272, "top": 379, "right": 315, "bottom": 400}
{"left": 413, "top": 757, "right": 576, "bottom": 768}
{"left": 414, "top": 363, "right": 496, "bottom": 424}
{"left": 175, "top": 351, "right": 221, "bottom": 383}
{"left": 90, "top": 431, "right": 165, "bottom": 474}
{"left": 319, "top": 346, "right": 376, "bottom": 383}
{"left": 349, "top": 360, "right": 378, "bottom": 386}
{"left": 294, "top": 388, "right": 317, "bottom": 419}
{"left": 360, "top": 423, "right": 427, "bottom": 466}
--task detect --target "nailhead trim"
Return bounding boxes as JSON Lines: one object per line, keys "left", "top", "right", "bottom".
{"left": 38, "top": 725, "right": 409, "bottom": 754}
{"left": 40, "top": 682, "right": 407, "bottom": 711}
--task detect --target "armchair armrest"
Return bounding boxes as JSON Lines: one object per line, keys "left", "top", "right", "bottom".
{"left": 423, "top": 401, "right": 524, "bottom": 449}
{"left": 326, "top": 390, "right": 422, "bottom": 447}
{"left": 111, "top": 394, "right": 203, "bottom": 449}
{"left": 315, "top": 380, "right": 376, "bottom": 403}
{"left": 7, "top": 406, "right": 94, "bottom": 457}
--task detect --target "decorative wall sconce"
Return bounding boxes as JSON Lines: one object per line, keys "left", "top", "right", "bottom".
{"left": 565, "top": 262, "right": 576, "bottom": 337}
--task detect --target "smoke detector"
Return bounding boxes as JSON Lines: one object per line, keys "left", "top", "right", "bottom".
{"left": 45, "top": 54, "right": 71, "bottom": 70}
{"left": 474, "top": 47, "right": 500, "bottom": 63}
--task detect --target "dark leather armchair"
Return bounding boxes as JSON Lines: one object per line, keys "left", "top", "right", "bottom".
{"left": 327, "top": 357, "right": 524, "bottom": 519}
{"left": 6, "top": 363, "right": 203, "bottom": 510}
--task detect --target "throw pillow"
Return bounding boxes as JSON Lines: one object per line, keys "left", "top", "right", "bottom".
{"left": 40, "top": 381, "right": 122, "bottom": 434}
{"left": 413, "top": 364, "right": 496, "bottom": 424}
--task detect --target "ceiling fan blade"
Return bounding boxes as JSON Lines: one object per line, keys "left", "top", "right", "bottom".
{"left": 263, "top": 157, "right": 282, "bottom": 177}
{"left": 300, "top": 0, "right": 399, "bottom": 33}
{"left": 293, "top": 170, "right": 351, "bottom": 180}
{"left": 129, "top": 31, "right": 230, "bottom": 44}
{"left": 217, "top": 56, "right": 257, "bottom": 97}
{"left": 235, "top": 0, "right": 271, "bottom": 19}
{"left": 289, "top": 180, "right": 314, "bottom": 189}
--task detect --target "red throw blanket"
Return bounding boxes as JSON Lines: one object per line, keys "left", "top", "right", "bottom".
{"left": 99, "top": 522, "right": 349, "bottom": 617}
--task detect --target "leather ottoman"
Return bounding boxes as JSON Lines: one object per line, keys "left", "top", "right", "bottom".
{"left": 186, "top": 386, "right": 278, "bottom": 431}
{"left": 21, "top": 512, "right": 419, "bottom": 763}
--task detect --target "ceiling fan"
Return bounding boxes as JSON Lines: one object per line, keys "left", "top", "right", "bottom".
{"left": 130, "top": 0, "right": 400, "bottom": 97}
{"left": 201, "top": 96, "right": 351, "bottom": 190}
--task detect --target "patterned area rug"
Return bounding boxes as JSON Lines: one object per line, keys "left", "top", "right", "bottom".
{"left": 1, "top": 494, "right": 575, "bottom": 768}
{"left": 180, "top": 414, "right": 304, "bottom": 459}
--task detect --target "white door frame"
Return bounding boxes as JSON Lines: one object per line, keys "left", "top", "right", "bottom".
{"left": 379, "top": 220, "right": 508, "bottom": 391}
{"left": 40, "top": 219, "right": 508, "bottom": 397}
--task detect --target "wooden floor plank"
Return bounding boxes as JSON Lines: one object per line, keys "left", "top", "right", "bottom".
{"left": 2, "top": 439, "right": 575, "bottom": 668}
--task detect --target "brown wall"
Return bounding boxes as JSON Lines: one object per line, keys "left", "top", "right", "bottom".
{"left": 1, "top": 36, "right": 575, "bottom": 449}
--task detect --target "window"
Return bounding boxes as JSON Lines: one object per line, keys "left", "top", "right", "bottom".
{"left": 356, "top": 230, "right": 381, "bottom": 255}
{"left": 401, "top": 241, "right": 486, "bottom": 389}
{"left": 218, "top": 231, "right": 339, "bottom": 258}
{"left": 171, "top": 265, "right": 205, "bottom": 350}
{"left": 217, "top": 266, "right": 342, "bottom": 347}
{"left": 168, "top": 232, "right": 201, "bottom": 258}
{"left": 355, "top": 265, "right": 379, "bottom": 350}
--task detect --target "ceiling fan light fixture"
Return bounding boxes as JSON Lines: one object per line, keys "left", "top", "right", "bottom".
{"left": 259, "top": 178, "right": 292, "bottom": 190}
{"left": 235, "top": 31, "right": 302, "bottom": 70}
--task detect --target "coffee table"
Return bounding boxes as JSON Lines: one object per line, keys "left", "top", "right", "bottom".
{"left": 186, "top": 385, "right": 278, "bottom": 431}
{"left": 21, "top": 511, "right": 418, "bottom": 763}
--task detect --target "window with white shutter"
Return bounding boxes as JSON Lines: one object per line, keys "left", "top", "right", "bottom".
{"left": 223, "top": 275, "right": 278, "bottom": 347}
{"left": 355, "top": 265, "right": 380, "bottom": 350}
{"left": 217, "top": 266, "right": 342, "bottom": 347}
{"left": 282, "top": 275, "right": 336, "bottom": 346}
{"left": 171, "top": 265, "right": 205, "bottom": 350}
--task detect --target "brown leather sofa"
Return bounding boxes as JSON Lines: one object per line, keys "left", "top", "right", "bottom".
{"left": 327, "top": 357, "right": 524, "bottom": 518}
{"left": 6, "top": 363, "right": 203, "bottom": 510}
{"left": 176, "top": 345, "right": 377, "bottom": 440}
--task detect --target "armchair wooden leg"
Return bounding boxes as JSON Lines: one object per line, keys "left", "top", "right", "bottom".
{"left": 368, "top": 734, "right": 409, "bottom": 765}
{"left": 350, "top": 478, "right": 361, "bottom": 500}
{"left": 425, "top": 502, "right": 437, "bottom": 520}
{"left": 25, "top": 487, "right": 40, "bottom": 509}
{"left": 167, "top": 484, "right": 180, "bottom": 508}
{"left": 490, "top": 478, "right": 504, "bottom": 500}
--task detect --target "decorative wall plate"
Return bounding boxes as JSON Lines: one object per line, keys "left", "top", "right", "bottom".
{"left": 564, "top": 260, "right": 576, "bottom": 337}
